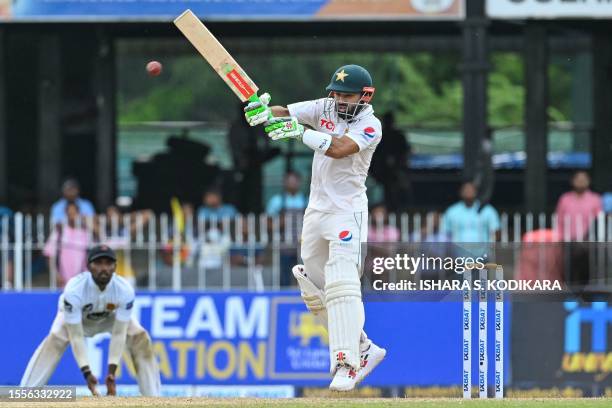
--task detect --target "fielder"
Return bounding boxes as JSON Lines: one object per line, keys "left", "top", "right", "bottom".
{"left": 245, "top": 64, "right": 386, "bottom": 391}
{"left": 21, "top": 245, "right": 160, "bottom": 396}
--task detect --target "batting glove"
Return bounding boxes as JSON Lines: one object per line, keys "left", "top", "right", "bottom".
{"left": 264, "top": 117, "right": 305, "bottom": 141}
{"left": 244, "top": 92, "right": 271, "bottom": 126}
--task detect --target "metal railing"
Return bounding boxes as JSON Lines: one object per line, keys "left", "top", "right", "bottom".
{"left": 0, "top": 211, "right": 610, "bottom": 291}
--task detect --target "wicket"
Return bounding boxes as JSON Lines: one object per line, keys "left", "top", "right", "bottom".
{"left": 462, "top": 265, "right": 504, "bottom": 399}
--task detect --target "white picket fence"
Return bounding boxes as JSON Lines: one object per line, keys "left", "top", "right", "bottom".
{"left": 0, "top": 211, "right": 611, "bottom": 291}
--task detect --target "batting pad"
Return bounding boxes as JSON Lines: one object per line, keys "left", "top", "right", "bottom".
{"left": 293, "top": 265, "right": 326, "bottom": 315}
{"left": 324, "top": 257, "right": 364, "bottom": 371}
{"left": 294, "top": 264, "right": 370, "bottom": 348}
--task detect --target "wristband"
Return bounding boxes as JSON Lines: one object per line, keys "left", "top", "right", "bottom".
{"left": 302, "top": 129, "right": 332, "bottom": 153}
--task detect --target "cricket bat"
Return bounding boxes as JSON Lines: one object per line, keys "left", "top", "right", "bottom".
{"left": 174, "top": 9, "right": 263, "bottom": 104}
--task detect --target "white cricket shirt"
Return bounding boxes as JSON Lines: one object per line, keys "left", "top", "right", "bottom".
{"left": 59, "top": 271, "right": 135, "bottom": 333}
{"left": 288, "top": 98, "right": 382, "bottom": 213}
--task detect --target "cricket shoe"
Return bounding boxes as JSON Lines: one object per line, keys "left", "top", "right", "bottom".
{"left": 329, "top": 364, "right": 359, "bottom": 392}
{"left": 355, "top": 339, "right": 386, "bottom": 385}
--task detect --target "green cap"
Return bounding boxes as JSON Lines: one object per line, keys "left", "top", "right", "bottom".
{"left": 325, "top": 65, "right": 373, "bottom": 94}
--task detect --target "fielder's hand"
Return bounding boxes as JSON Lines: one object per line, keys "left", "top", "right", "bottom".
{"left": 85, "top": 372, "right": 100, "bottom": 396}
{"left": 105, "top": 373, "right": 117, "bottom": 396}
{"left": 264, "top": 117, "right": 305, "bottom": 141}
{"left": 244, "top": 92, "right": 271, "bottom": 126}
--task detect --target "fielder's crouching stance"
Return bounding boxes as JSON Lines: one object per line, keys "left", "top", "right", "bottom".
{"left": 21, "top": 245, "right": 160, "bottom": 396}
{"left": 245, "top": 64, "right": 387, "bottom": 391}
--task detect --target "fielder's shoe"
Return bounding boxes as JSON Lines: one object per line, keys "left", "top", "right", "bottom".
{"left": 355, "top": 340, "right": 386, "bottom": 385}
{"left": 329, "top": 364, "right": 359, "bottom": 392}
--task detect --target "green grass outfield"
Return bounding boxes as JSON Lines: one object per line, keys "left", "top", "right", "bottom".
{"left": 13, "top": 397, "right": 611, "bottom": 408}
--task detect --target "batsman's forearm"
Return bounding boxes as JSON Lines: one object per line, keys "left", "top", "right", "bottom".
{"left": 66, "top": 323, "right": 90, "bottom": 369}
{"left": 270, "top": 106, "right": 290, "bottom": 117}
{"left": 108, "top": 320, "right": 129, "bottom": 366}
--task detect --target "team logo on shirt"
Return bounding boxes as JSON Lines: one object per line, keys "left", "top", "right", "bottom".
{"left": 339, "top": 230, "right": 353, "bottom": 242}
{"left": 363, "top": 127, "right": 376, "bottom": 138}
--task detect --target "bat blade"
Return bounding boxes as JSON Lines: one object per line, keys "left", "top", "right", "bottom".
{"left": 174, "top": 9, "right": 259, "bottom": 102}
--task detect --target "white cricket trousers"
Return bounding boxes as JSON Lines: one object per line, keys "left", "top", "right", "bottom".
{"left": 20, "top": 311, "right": 161, "bottom": 396}
{"left": 300, "top": 208, "right": 369, "bottom": 370}
{"left": 300, "top": 208, "right": 368, "bottom": 288}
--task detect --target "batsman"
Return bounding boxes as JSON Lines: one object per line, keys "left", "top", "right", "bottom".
{"left": 245, "top": 64, "right": 386, "bottom": 391}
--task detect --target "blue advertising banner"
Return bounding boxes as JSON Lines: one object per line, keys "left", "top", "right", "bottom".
{"left": 1, "top": 0, "right": 464, "bottom": 22}
{"left": 0, "top": 291, "right": 509, "bottom": 388}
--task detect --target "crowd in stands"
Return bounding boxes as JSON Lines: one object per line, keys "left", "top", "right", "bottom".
{"left": 0, "top": 168, "right": 611, "bottom": 289}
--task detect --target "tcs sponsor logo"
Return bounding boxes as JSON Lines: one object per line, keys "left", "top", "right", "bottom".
{"left": 338, "top": 230, "right": 353, "bottom": 242}
{"left": 320, "top": 119, "right": 336, "bottom": 132}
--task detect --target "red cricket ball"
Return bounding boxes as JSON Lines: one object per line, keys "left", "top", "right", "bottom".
{"left": 146, "top": 61, "right": 162, "bottom": 77}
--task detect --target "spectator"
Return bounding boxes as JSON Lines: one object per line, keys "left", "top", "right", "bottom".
{"left": 555, "top": 171, "right": 603, "bottom": 289}
{"left": 603, "top": 191, "right": 612, "bottom": 213}
{"left": 555, "top": 171, "right": 602, "bottom": 241}
{"left": 188, "top": 221, "right": 232, "bottom": 288}
{"left": 266, "top": 171, "right": 307, "bottom": 216}
{"left": 50, "top": 179, "right": 95, "bottom": 225}
{"left": 370, "top": 112, "right": 412, "bottom": 212}
{"left": 197, "top": 189, "right": 238, "bottom": 221}
{"left": 44, "top": 201, "right": 91, "bottom": 287}
{"left": 441, "top": 181, "right": 500, "bottom": 243}
{"left": 368, "top": 204, "right": 400, "bottom": 242}
{"left": 517, "top": 229, "right": 563, "bottom": 282}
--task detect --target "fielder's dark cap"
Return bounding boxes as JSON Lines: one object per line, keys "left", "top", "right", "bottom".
{"left": 88, "top": 245, "right": 117, "bottom": 263}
